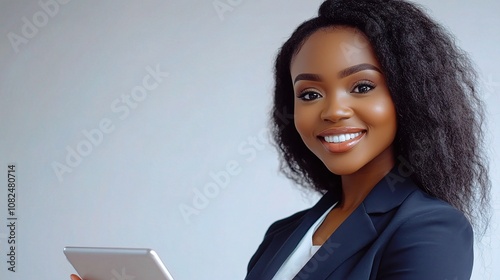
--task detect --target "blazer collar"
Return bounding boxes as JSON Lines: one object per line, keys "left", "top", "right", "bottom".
{"left": 295, "top": 165, "right": 419, "bottom": 279}
{"left": 246, "top": 165, "right": 419, "bottom": 280}
{"left": 364, "top": 165, "right": 419, "bottom": 214}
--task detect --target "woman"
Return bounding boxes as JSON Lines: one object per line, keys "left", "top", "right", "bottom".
{"left": 245, "top": 0, "right": 490, "bottom": 279}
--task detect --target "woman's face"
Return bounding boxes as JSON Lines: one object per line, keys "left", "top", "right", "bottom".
{"left": 290, "top": 27, "right": 397, "bottom": 176}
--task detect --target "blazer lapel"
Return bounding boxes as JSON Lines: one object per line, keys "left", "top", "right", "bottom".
{"left": 245, "top": 190, "right": 340, "bottom": 280}
{"left": 293, "top": 203, "right": 377, "bottom": 280}
{"left": 293, "top": 167, "right": 418, "bottom": 279}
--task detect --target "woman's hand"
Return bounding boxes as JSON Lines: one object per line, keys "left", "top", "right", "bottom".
{"left": 70, "top": 274, "right": 81, "bottom": 280}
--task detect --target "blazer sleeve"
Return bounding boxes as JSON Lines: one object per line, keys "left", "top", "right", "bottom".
{"left": 378, "top": 205, "right": 474, "bottom": 280}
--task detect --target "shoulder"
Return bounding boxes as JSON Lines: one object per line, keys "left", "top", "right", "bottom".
{"left": 378, "top": 188, "right": 474, "bottom": 279}
{"left": 390, "top": 190, "right": 473, "bottom": 253}
{"left": 395, "top": 187, "right": 472, "bottom": 231}
{"left": 246, "top": 208, "right": 310, "bottom": 273}
{"left": 263, "top": 208, "right": 309, "bottom": 237}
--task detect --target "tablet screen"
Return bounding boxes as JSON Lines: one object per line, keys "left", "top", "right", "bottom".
{"left": 64, "top": 247, "right": 175, "bottom": 280}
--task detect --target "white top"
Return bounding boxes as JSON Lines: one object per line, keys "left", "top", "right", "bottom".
{"left": 272, "top": 203, "right": 337, "bottom": 280}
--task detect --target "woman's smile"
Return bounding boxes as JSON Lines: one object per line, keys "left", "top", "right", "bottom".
{"left": 318, "top": 127, "right": 366, "bottom": 153}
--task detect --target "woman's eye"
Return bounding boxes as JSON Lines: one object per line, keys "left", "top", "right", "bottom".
{"left": 298, "top": 90, "right": 322, "bottom": 101}
{"left": 352, "top": 82, "right": 375, "bottom": 94}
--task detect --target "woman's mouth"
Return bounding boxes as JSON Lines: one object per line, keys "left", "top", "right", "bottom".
{"left": 318, "top": 130, "right": 366, "bottom": 153}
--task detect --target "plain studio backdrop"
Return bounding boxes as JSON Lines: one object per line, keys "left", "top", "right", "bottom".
{"left": 0, "top": 0, "right": 499, "bottom": 279}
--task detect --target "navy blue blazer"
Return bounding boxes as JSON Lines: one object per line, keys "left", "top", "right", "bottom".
{"left": 246, "top": 169, "right": 473, "bottom": 280}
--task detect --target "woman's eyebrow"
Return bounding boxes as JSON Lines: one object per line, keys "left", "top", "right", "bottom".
{"left": 293, "top": 73, "right": 322, "bottom": 84}
{"left": 293, "top": 63, "right": 382, "bottom": 84}
{"left": 338, "top": 63, "right": 382, "bottom": 78}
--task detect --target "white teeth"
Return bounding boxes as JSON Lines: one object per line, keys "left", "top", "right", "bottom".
{"left": 324, "top": 132, "right": 362, "bottom": 143}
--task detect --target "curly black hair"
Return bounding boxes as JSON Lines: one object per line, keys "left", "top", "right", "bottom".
{"left": 271, "top": 0, "right": 490, "bottom": 234}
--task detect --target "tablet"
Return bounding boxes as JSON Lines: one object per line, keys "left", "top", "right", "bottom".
{"left": 64, "top": 246, "right": 175, "bottom": 280}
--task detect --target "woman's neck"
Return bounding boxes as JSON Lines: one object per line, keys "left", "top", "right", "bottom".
{"left": 337, "top": 148, "right": 396, "bottom": 211}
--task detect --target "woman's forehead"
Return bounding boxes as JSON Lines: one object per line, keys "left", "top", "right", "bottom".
{"left": 290, "top": 27, "right": 380, "bottom": 76}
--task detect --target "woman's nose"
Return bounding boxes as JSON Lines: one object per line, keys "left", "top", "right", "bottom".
{"left": 320, "top": 94, "right": 354, "bottom": 123}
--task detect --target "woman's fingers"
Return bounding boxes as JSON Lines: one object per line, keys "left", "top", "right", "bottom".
{"left": 70, "top": 274, "right": 81, "bottom": 280}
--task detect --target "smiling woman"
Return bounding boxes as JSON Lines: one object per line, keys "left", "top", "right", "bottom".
{"left": 245, "top": 0, "right": 491, "bottom": 279}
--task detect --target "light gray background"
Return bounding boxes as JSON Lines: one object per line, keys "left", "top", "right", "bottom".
{"left": 0, "top": 0, "right": 498, "bottom": 279}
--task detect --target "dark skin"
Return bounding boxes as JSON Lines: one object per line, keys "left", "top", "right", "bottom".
{"left": 290, "top": 26, "right": 397, "bottom": 245}
{"left": 69, "top": 26, "right": 396, "bottom": 279}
